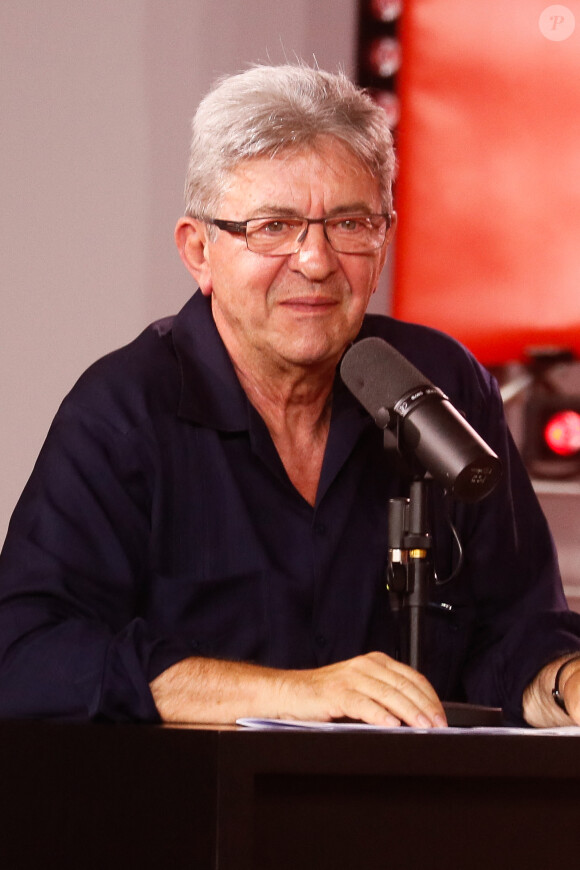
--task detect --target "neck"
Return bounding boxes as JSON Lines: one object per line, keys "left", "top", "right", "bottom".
{"left": 217, "top": 330, "right": 338, "bottom": 507}
{"left": 235, "top": 358, "right": 335, "bottom": 433}
{"left": 238, "top": 361, "right": 334, "bottom": 506}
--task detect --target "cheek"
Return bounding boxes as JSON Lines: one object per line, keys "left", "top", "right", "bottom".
{"left": 345, "top": 260, "right": 381, "bottom": 300}
{"left": 245, "top": 260, "right": 294, "bottom": 298}
{"left": 212, "top": 259, "right": 285, "bottom": 315}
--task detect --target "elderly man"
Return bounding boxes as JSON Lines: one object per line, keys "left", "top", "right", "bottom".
{"left": 1, "top": 65, "right": 579, "bottom": 727}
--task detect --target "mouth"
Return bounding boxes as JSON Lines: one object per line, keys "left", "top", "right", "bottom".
{"left": 278, "top": 296, "right": 340, "bottom": 312}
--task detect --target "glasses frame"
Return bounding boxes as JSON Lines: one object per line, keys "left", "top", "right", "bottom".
{"left": 207, "top": 213, "right": 392, "bottom": 256}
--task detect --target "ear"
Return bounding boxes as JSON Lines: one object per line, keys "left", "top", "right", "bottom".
{"left": 371, "top": 211, "right": 398, "bottom": 295}
{"left": 387, "top": 210, "right": 398, "bottom": 244}
{"left": 379, "top": 209, "right": 398, "bottom": 271}
{"left": 174, "top": 217, "right": 213, "bottom": 296}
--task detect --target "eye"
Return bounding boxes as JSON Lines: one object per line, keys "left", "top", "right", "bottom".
{"left": 334, "top": 217, "right": 368, "bottom": 232}
{"left": 263, "top": 221, "right": 289, "bottom": 234}
{"left": 252, "top": 219, "right": 297, "bottom": 236}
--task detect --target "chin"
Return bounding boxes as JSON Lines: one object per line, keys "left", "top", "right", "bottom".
{"left": 269, "top": 322, "right": 353, "bottom": 369}
{"left": 277, "top": 341, "right": 343, "bottom": 369}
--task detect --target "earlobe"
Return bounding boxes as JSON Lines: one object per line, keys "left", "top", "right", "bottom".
{"left": 174, "top": 217, "right": 213, "bottom": 296}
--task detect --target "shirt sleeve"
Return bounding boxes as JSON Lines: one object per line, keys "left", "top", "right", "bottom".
{"left": 0, "top": 401, "right": 190, "bottom": 721}
{"left": 448, "top": 368, "right": 580, "bottom": 723}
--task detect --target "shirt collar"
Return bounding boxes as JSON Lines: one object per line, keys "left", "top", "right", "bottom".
{"left": 171, "top": 290, "right": 250, "bottom": 431}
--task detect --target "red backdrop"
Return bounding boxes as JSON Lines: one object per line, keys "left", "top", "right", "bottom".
{"left": 392, "top": 1, "right": 580, "bottom": 365}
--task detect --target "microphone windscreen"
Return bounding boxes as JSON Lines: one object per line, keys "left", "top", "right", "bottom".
{"left": 341, "top": 336, "right": 502, "bottom": 501}
{"left": 340, "top": 337, "right": 430, "bottom": 415}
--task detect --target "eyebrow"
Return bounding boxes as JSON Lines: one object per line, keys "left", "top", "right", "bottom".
{"left": 247, "top": 202, "right": 377, "bottom": 219}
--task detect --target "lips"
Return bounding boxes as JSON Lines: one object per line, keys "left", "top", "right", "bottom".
{"left": 279, "top": 296, "right": 340, "bottom": 308}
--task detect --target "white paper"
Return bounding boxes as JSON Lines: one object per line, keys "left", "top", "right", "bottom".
{"left": 236, "top": 717, "right": 580, "bottom": 736}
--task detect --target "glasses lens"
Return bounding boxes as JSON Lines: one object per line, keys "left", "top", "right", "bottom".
{"left": 245, "top": 218, "right": 305, "bottom": 254}
{"left": 325, "top": 215, "right": 387, "bottom": 253}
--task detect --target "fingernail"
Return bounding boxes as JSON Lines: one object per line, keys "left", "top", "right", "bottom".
{"left": 433, "top": 714, "right": 448, "bottom": 728}
{"left": 416, "top": 714, "right": 431, "bottom": 729}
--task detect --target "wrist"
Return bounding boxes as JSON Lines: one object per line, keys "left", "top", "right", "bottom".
{"left": 552, "top": 654, "right": 580, "bottom": 715}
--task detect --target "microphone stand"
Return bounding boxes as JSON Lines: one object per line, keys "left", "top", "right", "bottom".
{"left": 386, "top": 456, "right": 503, "bottom": 727}
{"left": 387, "top": 478, "right": 431, "bottom": 674}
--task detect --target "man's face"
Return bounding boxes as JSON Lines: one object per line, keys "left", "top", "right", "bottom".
{"left": 196, "top": 140, "right": 392, "bottom": 374}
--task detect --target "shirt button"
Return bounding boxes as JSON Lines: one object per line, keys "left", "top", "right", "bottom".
{"left": 315, "top": 634, "right": 327, "bottom": 647}
{"left": 314, "top": 522, "right": 327, "bottom": 535}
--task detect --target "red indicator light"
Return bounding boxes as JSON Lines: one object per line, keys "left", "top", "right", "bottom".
{"left": 544, "top": 410, "right": 580, "bottom": 456}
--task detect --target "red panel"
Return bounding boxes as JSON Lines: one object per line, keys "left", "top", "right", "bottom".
{"left": 393, "top": 0, "right": 580, "bottom": 365}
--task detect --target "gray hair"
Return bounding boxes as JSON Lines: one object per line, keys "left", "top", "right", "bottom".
{"left": 184, "top": 64, "right": 396, "bottom": 221}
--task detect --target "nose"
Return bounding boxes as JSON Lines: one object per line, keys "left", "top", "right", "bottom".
{"left": 289, "top": 222, "right": 338, "bottom": 281}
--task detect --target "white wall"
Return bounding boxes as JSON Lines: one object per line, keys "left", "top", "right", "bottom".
{"left": 0, "top": 0, "right": 364, "bottom": 544}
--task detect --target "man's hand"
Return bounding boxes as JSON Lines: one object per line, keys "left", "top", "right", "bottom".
{"left": 150, "top": 651, "right": 447, "bottom": 728}
{"left": 523, "top": 655, "right": 580, "bottom": 727}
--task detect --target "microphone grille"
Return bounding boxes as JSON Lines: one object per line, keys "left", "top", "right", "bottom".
{"left": 340, "top": 337, "right": 429, "bottom": 413}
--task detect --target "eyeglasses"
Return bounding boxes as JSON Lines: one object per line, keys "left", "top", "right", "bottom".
{"left": 207, "top": 213, "right": 392, "bottom": 256}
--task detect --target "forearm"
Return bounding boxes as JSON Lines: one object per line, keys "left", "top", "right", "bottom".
{"left": 149, "top": 652, "right": 448, "bottom": 727}
{"left": 149, "top": 657, "right": 289, "bottom": 724}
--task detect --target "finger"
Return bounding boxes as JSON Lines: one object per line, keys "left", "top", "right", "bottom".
{"left": 366, "top": 652, "right": 443, "bottom": 706}
{"left": 331, "top": 690, "right": 403, "bottom": 727}
{"left": 289, "top": 655, "right": 446, "bottom": 727}
{"left": 358, "top": 671, "right": 446, "bottom": 728}
{"left": 347, "top": 653, "right": 447, "bottom": 728}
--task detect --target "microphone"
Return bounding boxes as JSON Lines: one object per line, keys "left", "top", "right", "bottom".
{"left": 340, "top": 337, "right": 502, "bottom": 502}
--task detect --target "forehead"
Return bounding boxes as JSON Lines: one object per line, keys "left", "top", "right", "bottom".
{"left": 221, "top": 140, "right": 382, "bottom": 214}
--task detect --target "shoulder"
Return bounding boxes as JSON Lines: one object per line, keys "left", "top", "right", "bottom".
{"left": 360, "top": 313, "right": 480, "bottom": 371}
{"left": 56, "top": 314, "right": 180, "bottom": 436}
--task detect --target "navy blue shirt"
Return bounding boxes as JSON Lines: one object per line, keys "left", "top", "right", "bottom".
{"left": 1, "top": 290, "right": 579, "bottom": 723}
